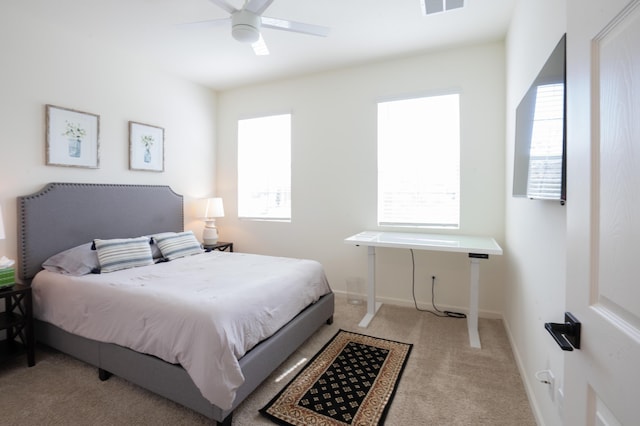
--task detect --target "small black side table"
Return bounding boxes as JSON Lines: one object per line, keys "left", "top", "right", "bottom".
{"left": 0, "top": 284, "right": 35, "bottom": 367}
{"left": 204, "top": 242, "right": 234, "bottom": 252}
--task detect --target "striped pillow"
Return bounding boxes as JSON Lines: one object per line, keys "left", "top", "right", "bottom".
{"left": 154, "top": 231, "right": 203, "bottom": 260}
{"left": 94, "top": 237, "right": 154, "bottom": 273}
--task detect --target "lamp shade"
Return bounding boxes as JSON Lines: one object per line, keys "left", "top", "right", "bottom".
{"left": 204, "top": 198, "right": 224, "bottom": 218}
{"left": 0, "top": 209, "right": 5, "bottom": 240}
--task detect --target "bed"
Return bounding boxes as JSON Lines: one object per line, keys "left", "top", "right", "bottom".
{"left": 17, "top": 182, "right": 335, "bottom": 425}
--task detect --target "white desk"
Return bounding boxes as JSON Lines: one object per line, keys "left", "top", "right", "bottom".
{"left": 344, "top": 231, "right": 503, "bottom": 348}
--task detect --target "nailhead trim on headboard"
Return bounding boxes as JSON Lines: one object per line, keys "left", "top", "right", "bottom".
{"left": 17, "top": 182, "right": 184, "bottom": 282}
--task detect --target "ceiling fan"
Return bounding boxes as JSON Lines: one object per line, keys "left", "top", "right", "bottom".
{"left": 186, "top": 0, "right": 330, "bottom": 56}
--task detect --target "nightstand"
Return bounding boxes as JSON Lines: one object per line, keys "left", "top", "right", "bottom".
{"left": 203, "top": 241, "right": 234, "bottom": 252}
{"left": 0, "top": 284, "right": 35, "bottom": 367}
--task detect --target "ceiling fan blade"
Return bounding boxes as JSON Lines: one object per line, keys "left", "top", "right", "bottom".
{"left": 251, "top": 34, "right": 269, "bottom": 56}
{"left": 208, "top": 0, "right": 237, "bottom": 14}
{"left": 177, "top": 17, "right": 230, "bottom": 30}
{"left": 261, "top": 17, "right": 330, "bottom": 37}
{"left": 245, "top": 0, "right": 275, "bottom": 15}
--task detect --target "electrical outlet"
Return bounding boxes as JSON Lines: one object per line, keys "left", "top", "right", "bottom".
{"left": 535, "top": 369, "right": 555, "bottom": 401}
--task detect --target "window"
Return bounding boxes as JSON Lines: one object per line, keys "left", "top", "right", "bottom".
{"left": 238, "top": 114, "right": 291, "bottom": 220}
{"left": 377, "top": 93, "right": 460, "bottom": 228}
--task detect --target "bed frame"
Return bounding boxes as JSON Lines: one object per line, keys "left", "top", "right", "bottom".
{"left": 17, "top": 182, "right": 334, "bottom": 425}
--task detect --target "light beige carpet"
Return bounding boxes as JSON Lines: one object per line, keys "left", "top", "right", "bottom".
{"left": 0, "top": 297, "right": 535, "bottom": 425}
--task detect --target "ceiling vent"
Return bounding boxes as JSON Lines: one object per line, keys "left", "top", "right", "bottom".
{"left": 421, "top": 0, "right": 465, "bottom": 15}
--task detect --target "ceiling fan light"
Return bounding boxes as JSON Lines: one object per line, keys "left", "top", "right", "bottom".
{"left": 232, "top": 25, "right": 260, "bottom": 43}
{"left": 232, "top": 10, "right": 261, "bottom": 43}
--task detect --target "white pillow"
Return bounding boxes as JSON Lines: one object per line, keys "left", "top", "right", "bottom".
{"left": 42, "top": 242, "right": 99, "bottom": 275}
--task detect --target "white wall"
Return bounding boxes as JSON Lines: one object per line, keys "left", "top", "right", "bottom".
{"left": 0, "top": 5, "right": 218, "bottom": 264}
{"left": 504, "top": 1, "right": 567, "bottom": 425}
{"left": 217, "top": 42, "right": 506, "bottom": 316}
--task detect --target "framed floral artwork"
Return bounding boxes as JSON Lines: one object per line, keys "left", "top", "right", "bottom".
{"left": 129, "top": 121, "right": 164, "bottom": 172}
{"left": 46, "top": 105, "right": 100, "bottom": 168}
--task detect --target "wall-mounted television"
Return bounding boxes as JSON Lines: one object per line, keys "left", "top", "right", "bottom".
{"left": 513, "top": 34, "right": 566, "bottom": 203}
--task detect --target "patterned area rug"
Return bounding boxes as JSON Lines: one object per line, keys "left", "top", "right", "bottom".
{"left": 260, "top": 330, "right": 412, "bottom": 425}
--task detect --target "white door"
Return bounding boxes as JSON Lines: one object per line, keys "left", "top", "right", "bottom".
{"left": 565, "top": 0, "right": 640, "bottom": 424}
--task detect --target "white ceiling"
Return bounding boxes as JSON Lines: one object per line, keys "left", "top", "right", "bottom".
{"left": 24, "top": 0, "right": 516, "bottom": 90}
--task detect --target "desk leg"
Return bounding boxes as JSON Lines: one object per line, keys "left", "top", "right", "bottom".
{"left": 468, "top": 258, "right": 481, "bottom": 348}
{"left": 359, "top": 246, "right": 382, "bottom": 328}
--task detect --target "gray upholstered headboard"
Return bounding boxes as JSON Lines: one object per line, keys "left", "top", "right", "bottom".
{"left": 18, "top": 182, "right": 184, "bottom": 282}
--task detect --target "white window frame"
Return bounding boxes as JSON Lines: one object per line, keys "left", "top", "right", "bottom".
{"left": 377, "top": 93, "right": 461, "bottom": 229}
{"left": 237, "top": 113, "right": 291, "bottom": 221}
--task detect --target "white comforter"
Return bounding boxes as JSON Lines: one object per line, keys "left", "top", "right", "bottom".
{"left": 31, "top": 251, "right": 331, "bottom": 410}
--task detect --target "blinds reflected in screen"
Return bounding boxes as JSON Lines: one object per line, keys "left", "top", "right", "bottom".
{"left": 526, "top": 83, "right": 564, "bottom": 200}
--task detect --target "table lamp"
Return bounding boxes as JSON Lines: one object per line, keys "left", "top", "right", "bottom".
{"left": 202, "top": 198, "right": 224, "bottom": 245}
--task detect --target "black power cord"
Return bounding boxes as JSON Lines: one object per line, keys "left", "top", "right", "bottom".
{"left": 410, "top": 249, "right": 466, "bottom": 318}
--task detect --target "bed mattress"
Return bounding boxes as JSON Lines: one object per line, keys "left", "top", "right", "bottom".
{"left": 31, "top": 251, "right": 332, "bottom": 410}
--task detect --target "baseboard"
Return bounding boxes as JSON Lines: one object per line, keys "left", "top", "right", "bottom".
{"left": 502, "top": 316, "right": 545, "bottom": 426}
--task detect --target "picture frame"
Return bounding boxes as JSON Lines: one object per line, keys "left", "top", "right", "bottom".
{"left": 129, "top": 121, "right": 164, "bottom": 172}
{"left": 46, "top": 105, "right": 100, "bottom": 168}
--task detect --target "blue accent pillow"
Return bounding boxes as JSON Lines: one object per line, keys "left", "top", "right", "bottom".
{"left": 154, "top": 231, "right": 203, "bottom": 260}
{"left": 148, "top": 233, "right": 174, "bottom": 260}
{"left": 94, "top": 237, "right": 154, "bottom": 273}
